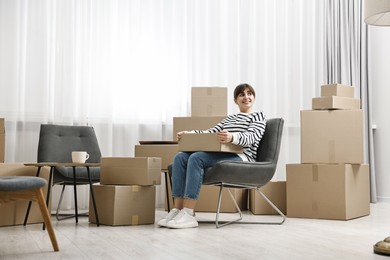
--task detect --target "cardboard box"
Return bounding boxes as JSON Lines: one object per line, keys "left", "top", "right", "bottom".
{"left": 173, "top": 116, "right": 226, "bottom": 140}
{"left": 321, "top": 84, "right": 354, "bottom": 97}
{"left": 100, "top": 157, "right": 162, "bottom": 185}
{"left": 0, "top": 134, "right": 4, "bottom": 163}
{"left": 191, "top": 87, "right": 228, "bottom": 116}
{"left": 179, "top": 133, "right": 243, "bottom": 153}
{"left": 89, "top": 184, "right": 155, "bottom": 226}
{"left": 196, "top": 185, "right": 247, "bottom": 212}
{"left": 0, "top": 118, "right": 4, "bottom": 163}
{"left": 286, "top": 163, "right": 370, "bottom": 220}
{"left": 0, "top": 163, "right": 51, "bottom": 226}
{"left": 164, "top": 178, "right": 247, "bottom": 213}
{"left": 249, "top": 181, "right": 286, "bottom": 215}
{"left": 134, "top": 145, "right": 178, "bottom": 170}
{"left": 312, "top": 96, "right": 360, "bottom": 110}
{"left": 301, "top": 110, "right": 364, "bottom": 164}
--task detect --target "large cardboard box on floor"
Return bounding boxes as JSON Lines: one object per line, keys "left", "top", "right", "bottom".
{"left": 321, "top": 84, "right": 355, "bottom": 97}
{"left": 312, "top": 96, "right": 360, "bottom": 110}
{"left": 173, "top": 116, "right": 226, "bottom": 140}
{"left": 164, "top": 179, "right": 247, "bottom": 213}
{"left": 195, "top": 185, "right": 247, "bottom": 212}
{"left": 134, "top": 144, "right": 178, "bottom": 171}
{"left": 301, "top": 110, "right": 364, "bottom": 164}
{"left": 286, "top": 163, "right": 370, "bottom": 220}
{"left": 100, "top": 157, "right": 162, "bottom": 185}
{"left": 0, "top": 118, "right": 4, "bottom": 162}
{"left": 179, "top": 133, "right": 243, "bottom": 153}
{"left": 191, "top": 87, "right": 228, "bottom": 116}
{"left": 0, "top": 163, "right": 51, "bottom": 226}
{"left": 89, "top": 184, "right": 155, "bottom": 226}
{"left": 249, "top": 181, "right": 286, "bottom": 215}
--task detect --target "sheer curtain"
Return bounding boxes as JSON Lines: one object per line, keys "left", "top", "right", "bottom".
{"left": 0, "top": 0, "right": 325, "bottom": 209}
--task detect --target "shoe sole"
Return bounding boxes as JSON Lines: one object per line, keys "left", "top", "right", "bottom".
{"left": 166, "top": 222, "right": 199, "bottom": 229}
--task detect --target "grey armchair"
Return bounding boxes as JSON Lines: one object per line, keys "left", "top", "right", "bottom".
{"left": 202, "top": 118, "right": 286, "bottom": 227}
{"left": 36, "top": 124, "right": 101, "bottom": 223}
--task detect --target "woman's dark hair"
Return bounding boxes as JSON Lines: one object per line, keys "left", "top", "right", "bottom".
{"left": 233, "top": 83, "right": 256, "bottom": 99}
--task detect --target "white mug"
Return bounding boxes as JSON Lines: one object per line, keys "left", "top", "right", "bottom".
{"left": 71, "top": 151, "right": 90, "bottom": 163}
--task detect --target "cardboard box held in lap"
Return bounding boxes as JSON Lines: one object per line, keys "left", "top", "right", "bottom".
{"left": 178, "top": 133, "right": 243, "bottom": 153}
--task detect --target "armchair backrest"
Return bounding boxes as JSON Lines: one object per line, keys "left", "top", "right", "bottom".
{"left": 256, "top": 118, "right": 284, "bottom": 164}
{"left": 37, "top": 124, "right": 101, "bottom": 163}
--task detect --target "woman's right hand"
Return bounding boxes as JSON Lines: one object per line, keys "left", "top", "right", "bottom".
{"left": 177, "top": 131, "right": 190, "bottom": 141}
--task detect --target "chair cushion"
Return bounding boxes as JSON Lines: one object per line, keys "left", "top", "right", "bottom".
{"left": 0, "top": 176, "right": 47, "bottom": 191}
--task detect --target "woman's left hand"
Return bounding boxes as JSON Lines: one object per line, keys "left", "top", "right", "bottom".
{"left": 217, "top": 130, "right": 233, "bottom": 143}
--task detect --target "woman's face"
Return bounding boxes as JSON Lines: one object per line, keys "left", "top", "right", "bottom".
{"left": 234, "top": 88, "right": 255, "bottom": 113}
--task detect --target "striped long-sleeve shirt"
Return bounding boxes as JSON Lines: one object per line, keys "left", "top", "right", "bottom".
{"left": 194, "top": 111, "right": 266, "bottom": 162}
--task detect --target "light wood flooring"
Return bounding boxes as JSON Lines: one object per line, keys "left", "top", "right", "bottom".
{"left": 1, "top": 203, "right": 390, "bottom": 260}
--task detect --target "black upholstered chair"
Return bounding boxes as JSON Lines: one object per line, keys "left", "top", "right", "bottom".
{"left": 202, "top": 118, "right": 285, "bottom": 227}
{"left": 37, "top": 124, "right": 101, "bottom": 223}
{"left": 0, "top": 176, "right": 59, "bottom": 251}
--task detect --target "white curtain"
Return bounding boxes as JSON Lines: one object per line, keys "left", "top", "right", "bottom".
{"left": 0, "top": 0, "right": 325, "bottom": 209}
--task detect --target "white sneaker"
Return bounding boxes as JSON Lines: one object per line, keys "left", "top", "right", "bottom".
{"left": 166, "top": 209, "right": 198, "bottom": 229}
{"left": 157, "top": 208, "right": 180, "bottom": 227}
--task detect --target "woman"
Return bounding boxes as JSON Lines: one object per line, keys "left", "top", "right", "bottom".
{"left": 158, "top": 83, "right": 266, "bottom": 229}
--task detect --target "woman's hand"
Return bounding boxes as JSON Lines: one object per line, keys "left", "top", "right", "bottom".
{"left": 177, "top": 131, "right": 190, "bottom": 141}
{"left": 217, "top": 130, "right": 233, "bottom": 143}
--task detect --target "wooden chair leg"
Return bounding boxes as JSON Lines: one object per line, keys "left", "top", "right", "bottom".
{"left": 35, "top": 188, "right": 59, "bottom": 251}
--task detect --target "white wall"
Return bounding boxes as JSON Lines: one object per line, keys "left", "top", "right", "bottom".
{"left": 368, "top": 26, "right": 390, "bottom": 202}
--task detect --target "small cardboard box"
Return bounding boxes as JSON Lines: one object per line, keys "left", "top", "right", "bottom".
{"left": 0, "top": 163, "right": 51, "bottom": 226}
{"left": 173, "top": 116, "right": 226, "bottom": 140}
{"left": 321, "top": 84, "right": 354, "bottom": 97}
{"left": 179, "top": 133, "right": 243, "bottom": 153}
{"left": 89, "top": 184, "right": 155, "bottom": 226}
{"left": 196, "top": 185, "right": 247, "bottom": 212}
{"left": 286, "top": 163, "right": 370, "bottom": 220}
{"left": 100, "top": 157, "right": 162, "bottom": 185}
{"left": 134, "top": 145, "right": 178, "bottom": 171}
{"left": 312, "top": 96, "right": 360, "bottom": 110}
{"left": 301, "top": 110, "right": 364, "bottom": 164}
{"left": 249, "top": 181, "right": 286, "bottom": 215}
{"left": 0, "top": 118, "right": 4, "bottom": 162}
{"left": 191, "top": 87, "right": 228, "bottom": 116}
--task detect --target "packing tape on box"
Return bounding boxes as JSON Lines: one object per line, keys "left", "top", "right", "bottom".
{"left": 132, "top": 186, "right": 139, "bottom": 192}
{"left": 312, "top": 165, "right": 318, "bottom": 182}
{"left": 131, "top": 215, "right": 139, "bottom": 225}
{"left": 328, "top": 140, "right": 335, "bottom": 162}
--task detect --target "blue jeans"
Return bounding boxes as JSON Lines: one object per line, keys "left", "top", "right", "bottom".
{"left": 171, "top": 152, "right": 242, "bottom": 200}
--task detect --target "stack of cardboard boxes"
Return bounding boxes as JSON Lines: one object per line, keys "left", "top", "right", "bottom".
{"left": 89, "top": 157, "right": 162, "bottom": 226}
{"left": 286, "top": 84, "right": 370, "bottom": 220}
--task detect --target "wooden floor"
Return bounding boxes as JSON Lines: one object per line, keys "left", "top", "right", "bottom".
{"left": 1, "top": 203, "right": 390, "bottom": 260}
